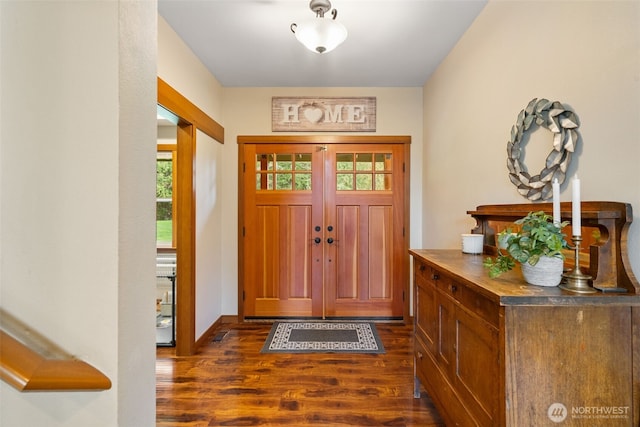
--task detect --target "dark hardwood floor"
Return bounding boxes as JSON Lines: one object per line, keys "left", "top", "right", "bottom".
{"left": 156, "top": 322, "right": 445, "bottom": 426}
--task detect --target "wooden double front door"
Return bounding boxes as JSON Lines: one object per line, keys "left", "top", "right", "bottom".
{"left": 239, "top": 136, "right": 410, "bottom": 320}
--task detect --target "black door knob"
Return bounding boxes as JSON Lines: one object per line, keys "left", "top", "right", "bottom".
{"left": 314, "top": 237, "right": 321, "bottom": 244}
{"left": 327, "top": 238, "right": 334, "bottom": 244}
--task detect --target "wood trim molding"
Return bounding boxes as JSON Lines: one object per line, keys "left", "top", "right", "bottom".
{"left": 194, "top": 316, "right": 223, "bottom": 352}
{"left": 157, "top": 77, "right": 224, "bottom": 144}
{"left": 193, "top": 316, "right": 239, "bottom": 353}
{"left": 238, "top": 135, "right": 411, "bottom": 145}
{"left": 403, "top": 141, "right": 411, "bottom": 322}
{"left": 175, "top": 122, "right": 196, "bottom": 356}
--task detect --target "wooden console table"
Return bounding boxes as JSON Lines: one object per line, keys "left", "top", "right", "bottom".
{"left": 411, "top": 202, "right": 639, "bottom": 426}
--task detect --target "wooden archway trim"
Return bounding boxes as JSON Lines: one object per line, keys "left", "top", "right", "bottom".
{"left": 238, "top": 135, "right": 410, "bottom": 145}
{"left": 157, "top": 77, "right": 224, "bottom": 144}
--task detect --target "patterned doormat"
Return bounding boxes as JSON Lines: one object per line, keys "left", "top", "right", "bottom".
{"left": 261, "top": 321, "right": 385, "bottom": 354}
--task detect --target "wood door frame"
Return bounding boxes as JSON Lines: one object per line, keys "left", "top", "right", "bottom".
{"left": 237, "top": 135, "right": 411, "bottom": 322}
{"left": 158, "top": 77, "right": 224, "bottom": 356}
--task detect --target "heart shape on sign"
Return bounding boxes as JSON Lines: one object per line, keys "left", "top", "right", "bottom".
{"left": 304, "top": 108, "right": 323, "bottom": 123}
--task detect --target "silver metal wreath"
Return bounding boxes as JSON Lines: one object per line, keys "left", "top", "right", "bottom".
{"left": 507, "top": 98, "right": 579, "bottom": 201}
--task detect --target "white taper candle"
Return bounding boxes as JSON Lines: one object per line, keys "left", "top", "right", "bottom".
{"left": 552, "top": 178, "right": 560, "bottom": 226}
{"left": 572, "top": 175, "right": 581, "bottom": 236}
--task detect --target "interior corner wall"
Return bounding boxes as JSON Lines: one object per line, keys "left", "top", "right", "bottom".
{"left": 422, "top": 0, "right": 640, "bottom": 279}
{"left": 158, "top": 16, "right": 226, "bottom": 337}
{"left": 0, "top": 2, "right": 157, "bottom": 426}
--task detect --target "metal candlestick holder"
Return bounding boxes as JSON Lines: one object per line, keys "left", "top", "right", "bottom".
{"left": 559, "top": 235, "right": 596, "bottom": 294}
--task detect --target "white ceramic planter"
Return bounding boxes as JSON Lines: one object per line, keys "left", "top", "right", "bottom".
{"left": 521, "top": 256, "right": 564, "bottom": 287}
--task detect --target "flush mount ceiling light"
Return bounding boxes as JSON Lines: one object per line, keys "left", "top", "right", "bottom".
{"left": 290, "top": 0, "right": 347, "bottom": 54}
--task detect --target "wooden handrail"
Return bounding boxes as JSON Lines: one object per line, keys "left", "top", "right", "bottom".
{"left": 0, "top": 310, "right": 111, "bottom": 391}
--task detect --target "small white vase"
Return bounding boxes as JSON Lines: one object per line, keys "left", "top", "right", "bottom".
{"left": 521, "top": 256, "right": 563, "bottom": 287}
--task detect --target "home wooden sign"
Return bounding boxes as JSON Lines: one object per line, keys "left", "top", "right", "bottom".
{"left": 272, "top": 97, "right": 376, "bottom": 132}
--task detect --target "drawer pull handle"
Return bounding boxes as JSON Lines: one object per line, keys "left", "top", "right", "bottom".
{"left": 417, "top": 351, "right": 423, "bottom": 360}
{"left": 431, "top": 273, "right": 439, "bottom": 280}
{"left": 419, "top": 265, "right": 426, "bottom": 272}
{"left": 451, "top": 285, "right": 458, "bottom": 293}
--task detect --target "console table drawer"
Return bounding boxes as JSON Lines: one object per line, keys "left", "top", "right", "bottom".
{"left": 425, "top": 267, "right": 499, "bottom": 328}
{"left": 415, "top": 259, "right": 448, "bottom": 287}
{"left": 458, "top": 284, "right": 499, "bottom": 328}
{"left": 414, "top": 257, "right": 429, "bottom": 281}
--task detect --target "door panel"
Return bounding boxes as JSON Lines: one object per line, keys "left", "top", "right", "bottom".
{"left": 335, "top": 205, "right": 359, "bottom": 299}
{"left": 286, "top": 205, "right": 312, "bottom": 299}
{"left": 331, "top": 205, "right": 393, "bottom": 300}
{"left": 368, "top": 205, "right": 393, "bottom": 299}
{"left": 252, "top": 205, "right": 312, "bottom": 299}
{"left": 243, "top": 144, "right": 323, "bottom": 317}
{"left": 241, "top": 138, "right": 407, "bottom": 320}
{"left": 324, "top": 144, "right": 405, "bottom": 318}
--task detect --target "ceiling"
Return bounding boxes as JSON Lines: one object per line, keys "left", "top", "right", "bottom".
{"left": 158, "top": 0, "right": 487, "bottom": 87}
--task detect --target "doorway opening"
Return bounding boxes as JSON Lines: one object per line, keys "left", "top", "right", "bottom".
{"left": 157, "top": 77, "right": 224, "bottom": 356}
{"left": 156, "top": 106, "right": 178, "bottom": 346}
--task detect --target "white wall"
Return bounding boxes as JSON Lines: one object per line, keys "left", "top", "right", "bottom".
{"left": 158, "top": 17, "right": 226, "bottom": 336}
{"left": 195, "top": 130, "right": 223, "bottom": 338}
{"left": 158, "top": 18, "right": 223, "bottom": 120}
{"left": 422, "top": 0, "right": 640, "bottom": 279}
{"left": 219, "top": 87, "right": 424, "bottom": 314}
{"left": 0, "top": 1, "right": 157, "bottom": 426}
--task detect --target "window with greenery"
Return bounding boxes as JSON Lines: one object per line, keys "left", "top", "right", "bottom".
{"left": 157, "top": 151, "right": 175, "bottom": 247}
{"left": 255, "top": 153, "right": 312, "bottom": 191}
{"left": 336, "top": 152, "right": 392, "bottom": 191}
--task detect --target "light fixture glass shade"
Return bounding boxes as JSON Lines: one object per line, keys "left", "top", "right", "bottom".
{"left": 293, "top": 18, "right": 347, "bottom": 54}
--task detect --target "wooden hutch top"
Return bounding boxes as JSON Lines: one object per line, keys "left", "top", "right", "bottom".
{"left": 466, "top": 201, "right": 639, "bottom": 294}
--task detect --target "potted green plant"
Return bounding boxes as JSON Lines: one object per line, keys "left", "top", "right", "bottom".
{"left": 483, "top": 211, "right": 570, "bottom": 286}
